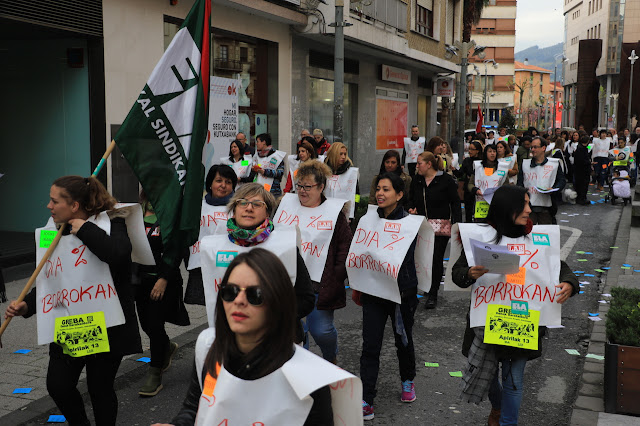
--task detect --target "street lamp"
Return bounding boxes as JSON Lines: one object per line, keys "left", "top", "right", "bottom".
{"left": 627, "top": 50, "right": 638, "bottom": 129}
{"left": 610, "top": 93, "right": 619, "bottom": 129}
{"left": 445, "top": 40, "right": 486, "bottom": 161}
{"left": 483, "top": 59, "right": 499, "bottom": 126}
{"left": 552, "top": 54, "right": 568, "bottom": 132}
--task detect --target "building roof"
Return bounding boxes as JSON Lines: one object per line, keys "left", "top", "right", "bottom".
{"left": 550, "top": 81, "right": 562, "bottom": 91}
{"left": 514, "top": 61, "right": 552, "bottom": 74}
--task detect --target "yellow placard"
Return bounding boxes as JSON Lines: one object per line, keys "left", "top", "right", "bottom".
{"left": 506, "top": 267, "right": 526, "bottom": 285}
{"left": 475, "top": 201, "right": 489, "bottom": 218}
{"left": 54, "top": 311, "right": 110, "bottom": 357}
{"left": 484, "top": 305, "right": 539, "bottom": 350}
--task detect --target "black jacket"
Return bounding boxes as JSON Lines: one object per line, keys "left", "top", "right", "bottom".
{"left": 378, "top": 205, "right": 418, "bottom": 292}
{"left": 408, "top": 172, "right": 462, "bottom": 222}
{"left": 573, "top": 143, "right": 592, "bottom": 170}
{"left": 25, "top": 218, "right": 142, "bottom": 356}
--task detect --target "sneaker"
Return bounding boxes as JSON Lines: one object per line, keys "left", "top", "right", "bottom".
{"left": 161, "top": 342, "right": 178, "bottom": 372}
{"left": 424, "top": 294, "right": 437, "bottom": 309}
{"left": 401, "top": 380, "right": 416, "bottom": 402}
{"left": 362, "top": 401, "right": 375, "bottom": 420}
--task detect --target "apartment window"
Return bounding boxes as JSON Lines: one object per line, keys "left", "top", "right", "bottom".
{"left": 473, "top": 75, "right": 494, "bottom": 91}
{"left": 220, "top": 45, "right": 228, "bottom": 61}
{"left": 416, "top": 2, "right": 434, "bottom": 37}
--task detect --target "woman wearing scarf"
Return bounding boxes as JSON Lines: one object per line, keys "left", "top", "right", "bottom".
{"left": 451, "top": 185, "right": 577, "bottom": 426}
{"left": 184, "top": 165, "right": 237, "bottom": 305}
{"left": 199, "top": 183, "right": 314, "bottom": 344}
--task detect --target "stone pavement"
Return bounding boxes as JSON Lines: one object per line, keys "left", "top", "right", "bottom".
{"left": 570, "top": 202, "right": 640, "bottom": 426}
{"left": 0, "top": 267, "right": 209, "bottom": 425}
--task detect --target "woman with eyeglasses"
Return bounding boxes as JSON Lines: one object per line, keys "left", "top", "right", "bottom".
{"left": 460, "top": 141, "right": 483, "bottom": 223}
{"left": 274, "top": 161, "right": 352, "bottom": 364}
{"left": 158, "top": 249, "right": 361, "bottom": 426}
{"left": 369, "top": 150, "right": 411, "bottom": 208}
{"left": 198, "top": 183, "right": 314, "bottom": 344}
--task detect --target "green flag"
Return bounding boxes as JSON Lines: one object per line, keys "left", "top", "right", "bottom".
{"left": 114, "top": 0, "right": 211, "bottom": 267}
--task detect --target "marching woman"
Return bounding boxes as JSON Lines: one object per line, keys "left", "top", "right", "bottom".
{"left": 496, "top": 140, "right": 518, "bottom": 184}
{"left": 220, "top": 139, "right": 253, "bottom": 185}
{"left": 5, "top": 176, "right": 142, "bottom": 425}
{"left": 468, "top": 144, "right": 510, "bottom": 223}
{"left": 425, "top": 136, "right": 448, "bottom": 172}
{"left": 199, "top": 183, "right": 315, "bottom": 344}
{"left": 134, "top": 191, "right": 190, "bottom": 397}
{"left": 408, "top": 152, "right": 462, "bottom": 309}
{"left": 451, "top": 185, "right": 578, "bottom": 426}
{"left": 275, "top": 161, "right": 352, "bottom": 363}
{"left": 184, "top": 165, "right": 237, "bottom": 305}
{"left": 324, "top": 142, "right": 360, "bottom": 220}
{"left": 159, "top": 249, "right": 361, "bottom": 426}
{"left": 460, "top": 141, "right": 484, "bottom": 222}
{"left": 284, "top": 139, "right": 317, "bottom": 193}
{"left": 369, "top": 150, "right": 411, "bottom": 208}
{"left": 357, "top": 172, "right": 423, "bottom": 420}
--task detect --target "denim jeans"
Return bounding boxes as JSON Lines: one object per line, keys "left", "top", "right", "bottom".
{"left": 487, "top": 357, "right": 527, "bottom": 426}
{"left": 594, "top": 157, "right": 609, "bottom": 187}
{"left": 303, "top": 294, "right": 338, "bottom": 361}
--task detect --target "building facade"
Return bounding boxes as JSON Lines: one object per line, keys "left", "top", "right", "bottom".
{"left": 512, "top": 61, "right": 553, "bottom": 129}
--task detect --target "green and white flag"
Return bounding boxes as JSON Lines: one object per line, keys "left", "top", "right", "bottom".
{"left": 114, "top": 0, "right": 211, "bottom": 267}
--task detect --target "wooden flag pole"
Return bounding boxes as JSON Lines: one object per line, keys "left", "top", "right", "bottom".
{"left": 0, "top": 140, "right": 117, "bottom": 339}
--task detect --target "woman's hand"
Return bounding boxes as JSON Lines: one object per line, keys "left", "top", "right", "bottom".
{"left": 5, "top": 301, "right": 28, "bottom": 320}
{"left": 68, "top": 219, "right": 86, "bottom": 234}
{"left": 408, "top": 208, "right": 417, "bottom": 214}
{"left": 468, "top": 265, "right": 489, "bottom": 280}
{"left": 150, "top": 278, "right": 168, "bottom": 301}
{"left": 555, "top": 282, "right": 573, "bottom": 304}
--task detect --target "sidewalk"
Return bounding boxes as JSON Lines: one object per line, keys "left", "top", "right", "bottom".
{"left": 0, "top": 267, "right": 209, "bottom": 425}
{"left": 570, "top": 203, "right": 640, "bottom": 426}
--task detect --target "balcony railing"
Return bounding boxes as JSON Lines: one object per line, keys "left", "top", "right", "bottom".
{"left": 350, "top": 0, "right": 407, "bottom": 33}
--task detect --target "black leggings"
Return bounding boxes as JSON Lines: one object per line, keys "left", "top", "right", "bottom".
{"left": 429, "top": 236, "right": 450, "bottom": 297}
{"left": 46, "top": 349, "right": 122, "bottom": 426}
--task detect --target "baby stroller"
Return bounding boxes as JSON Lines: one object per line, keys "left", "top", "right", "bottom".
{"left": 606, "top": 168, "right": 632, "bottom": 205}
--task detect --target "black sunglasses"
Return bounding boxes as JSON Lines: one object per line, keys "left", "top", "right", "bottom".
{"left": 220, "top": 284, "right": 264, "bottom": 306}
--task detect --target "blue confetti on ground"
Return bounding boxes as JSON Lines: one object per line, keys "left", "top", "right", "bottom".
{"left": 136, "top": 357, "right": 151, "bottom": 363}
{"left": 13, "top": 388, "right": 32, "bottom": 394}
{"left": 579, "top": 291, "right": 585, "bottom": 294}
{"left": 417, "top": 294, "right": 424, "bottom": 298}
{"left": 48, "top": 415, "right": 66, "bottom": 423}
{"left": 588, "top": 313, "right": 599, "bottom": 317}
{"left": 345, "top": 285, "right": 350, "bottom": 289}
{"left": 622, "top": 264, "right": 632, "bottom": 267}
{"left": 13, "top": 349, "right": 32, "bottom": 354}
{"left": 584, "top": 274, "right": 595, "bottom": 277}
{"left": 573, "top": 271, "right": 585, "bottom": 274}
{"left": 584, "top": 252, "right": 593, "bottom": 254}
{"left": 602, "top": 267, "right": 610, "bottom": 270}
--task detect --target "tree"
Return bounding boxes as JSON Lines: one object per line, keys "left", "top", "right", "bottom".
{"left": 462, "top": 0, "right": 489, "bottom": 42}
{"left": 508, "top": 77, "right": 534, "bottom": 128}
{"left": 499, "top": 108, "right": 516, "bottom": 134}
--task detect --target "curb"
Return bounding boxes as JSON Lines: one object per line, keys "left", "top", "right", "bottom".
{"left": 570, "top": 204, "right": 632, "bottom": 426}
{"left": 0, "top": 323, "right": 209, "bottom": 425}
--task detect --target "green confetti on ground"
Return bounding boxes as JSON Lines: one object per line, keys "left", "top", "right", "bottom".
{"left": 449, "top": 371, "right": 463, "bottom": 377}
{"left": 611, "top": 247, "right": 619, "bottom": 249}
{"left": 565, "top": 349, "right": 580, "bottom": 356}
{"left": 576, "top": 251, "right": 585, "bottom": 254}
{"left": 594, "top": 269, "right": 605, "bottom": 273}
{"left": 577, "top": 259, "right": 588, "bottom": 262}
{"left": 622, "top": 266, "right": 631, "bottom": 269}
{"left": 424, "top": 362, "right": 440, "bottom": 367}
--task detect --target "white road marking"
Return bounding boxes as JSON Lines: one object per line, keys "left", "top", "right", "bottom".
{"left": 560, "top": 225, "right": 582, "bottom": 261}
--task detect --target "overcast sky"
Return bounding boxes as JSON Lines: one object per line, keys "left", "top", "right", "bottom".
{"left": 515, "top": 0, "right": 564, "bottom": 53}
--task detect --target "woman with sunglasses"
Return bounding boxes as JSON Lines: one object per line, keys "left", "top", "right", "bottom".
{"left": 198, "top": 183, "right": 314, "bottom": 344}
{"left": 161, "top": 249, "right": 361, "bottom": 426}
{"left": 275, "top": 161, "right": 352, "bottom": 364}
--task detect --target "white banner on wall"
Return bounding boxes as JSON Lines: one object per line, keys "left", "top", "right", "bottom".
{"left": 204, "top": 77, "right": 240, "bottom": 175}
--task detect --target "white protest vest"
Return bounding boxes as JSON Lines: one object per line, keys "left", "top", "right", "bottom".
{"left": 497, "top": 135, "right": 509, "bottom": 143}
{"left": 522, "top": 158, "right": 559, "bottom": 207}
{"left": 592, "top": 138, "right": 610, "bottom": 158}
{"left": 452, "top": 153, "right": 460, "bottom": 170}
{"left": 324, "top": 167, "right": 359, "bottom": 219}
{"left": 498, "top": 155, "right": 517, "bottom": 184}
{"left": 34, "top": 214, "right": 125, "bottom": 345}
{"left": 347, "top": 205, "right": 434, "bottom": 303}
{"left": 473, "top": 160, "right": 510, "bottom": 205}
{"left": 610, "top": 147, "right": 631, "bottom": 165}
{"left": 275, "top": 193, "right": 346, "bottom": 282}
{"left": 193, "top": 328, "right": 363, "bottom": 426}
{"left": 253, "top": 150, "right": 286, "bottom": 191}
{"left": 200, "top": 225, "right": 298, "bottom": 327}
{"left": 286, "top": 155, "right": 301, "bottom": 190}
{"left": 404, "top": 137, "right": 425, "bottom": 163}
{"left": 188, "top": 202, "right": 228, "bottom": 270}
{"left": 220, "top": 155, "right": 252, "bottom": 179}
{"left": 454, "top": 223, "right": 561, "bottom": 328}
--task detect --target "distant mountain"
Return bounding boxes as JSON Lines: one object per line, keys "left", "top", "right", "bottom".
{"left": 515, "top": 43, "right": 564, "bottom": 79}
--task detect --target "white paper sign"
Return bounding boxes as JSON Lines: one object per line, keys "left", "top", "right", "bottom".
{"left": 447, "top": 223, "right": 562, "bottom": 328}
{"left": 35, "top": 214, "right": 126, "bottom": 345}
{"left": 113, "top": 203, "right": 156, "bottom": 265}
{"left": 275, "top": 193, "right": 346, "bottom": 282}
{"left": 324, "top": 167, "right": 359, "bottom": 218}
{"left": 200, "top": 225, "right": 298, "bottom": 326}
{"left": 253, "top": 150, "right": 286, "bottom": 191}
{"left": 220, "top": 155, "right": 252, "bottom": 179}
{"left": 404, "top": 137, "right": 425, "bottom": 164}
{"left": 188, "top": 202, "right": 228, "bottom": 270}
{"left": 347, "top": 205, "right": 434, "bottom": 303}
{"left": 469, "top": 238, "right": 520, "bottom": 274}
{"left": 204, "top": 77, "right": 241, "bottom": 176}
